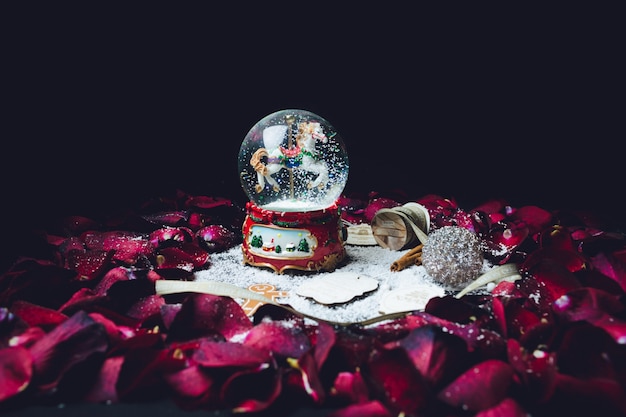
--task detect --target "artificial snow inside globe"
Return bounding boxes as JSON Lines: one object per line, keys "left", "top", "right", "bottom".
{"left": 238, "top": 109, "right": 349, "bottom": 273}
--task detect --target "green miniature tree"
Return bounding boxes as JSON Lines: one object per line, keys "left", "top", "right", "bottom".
{"left": 298, "top": 238, "right": 309, "bottom": 252}
{"left": 275, "top": 245, "right": 282, "bottom": 254}
{"left": 251, "top": 234, "right": 263, "bottom": 248}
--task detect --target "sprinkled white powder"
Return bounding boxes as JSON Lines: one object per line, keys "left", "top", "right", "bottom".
{"left": 194, "top": 244, "right": 447, "bottom": 323}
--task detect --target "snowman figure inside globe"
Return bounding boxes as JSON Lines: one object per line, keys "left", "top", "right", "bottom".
{"left": 238, "top": 109, "right": 349, "bottom": 273}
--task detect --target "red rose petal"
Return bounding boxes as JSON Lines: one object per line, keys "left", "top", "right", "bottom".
{"left": 475, "top": 397, "right": 529, "bottom": 417}
{"left": 10, "top": 300, "right": 68, "bottom": 329}
{"left": 149, "top": 226, "right": 195, "bottom": 247}
{"left": 330, "top": 370, "right": 370, "bottom": 405}
{"left": 551, "top": 373, "right": 626, "bottom": 416}
{"left": 364, "top": 198, "right": 400, "bottom": 223}
{"left": 66, "top": 249, "right": 114, "bottom": 282}
{"left": 167, "top": 293, "right": 252, "bottom": 342}
{"left": 141, "top": 210, "right": 189, "bottom": 227}
{"left": 221, "top": 362, "right": 282, "bottom": 413}
{"left": 185, "top": 195, "right": 233, "bottom": 210}
{"left": 83, "top": 356, "right": 124, "bottom": 404}
{"left": 0, "top": 346, "right": 33, "bottom": 402}
{"left": 508, "top": 205, "right": 553, "bottom": 236}
{"left": 244, "top": 319, "right": 311, "bottom": 359}
{"left": 364, "top": 347, "right": 431, "bottom": 415}
{"left": 192, "top": 339, "right": 271, "bottom": 368}
{"left": 196, "top": 225, "right": 237, "bottom": 253}
{"left": 155, "top": 244, "right": 210, "bottom": 272}
{"left": 328, "top": 400, "right": 392, "bottom": 417}
{"left": 507, "top": 339, "right": 557, "bottom": 404}
{"left": 438, "top": 359, "right": 514, "bottom": 412}
{"left": 163, "top": 365, "right": 215, "bottom": 409}
{"left": 589, "top": 251, "right": 626, "bottom": 292}
{"left": 395, "top": 325, "right": 469, "bottom": 390}
{"left": 28, "top": 311, "right": 108, "bottom": 393}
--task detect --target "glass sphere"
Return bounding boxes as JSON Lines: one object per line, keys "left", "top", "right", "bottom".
{"left": 238, "top": 109, "right": 349, "bottom": 211}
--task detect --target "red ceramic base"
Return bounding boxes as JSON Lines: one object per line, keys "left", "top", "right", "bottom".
{"left": 241, "top": 202, "right": 346, "bottom": 274}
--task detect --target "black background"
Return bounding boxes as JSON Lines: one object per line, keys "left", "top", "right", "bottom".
{"left": 1, "top": 3, "right": 624, "bottom": 415}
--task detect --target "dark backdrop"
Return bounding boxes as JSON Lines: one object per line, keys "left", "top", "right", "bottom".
{"left": 4, "top": 5, "right": 624, "bottom": 264}
{"left": 5, "top": 5, "right": 622, "bottom": 225}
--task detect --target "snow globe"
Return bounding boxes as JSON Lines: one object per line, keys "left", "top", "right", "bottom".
{"left": 238, "top": 109, "right": 349, "bottom": 273}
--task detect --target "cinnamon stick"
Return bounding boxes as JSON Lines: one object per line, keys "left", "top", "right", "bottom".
{"left": 390, "top": 244, "right": 423, "bottom": 272}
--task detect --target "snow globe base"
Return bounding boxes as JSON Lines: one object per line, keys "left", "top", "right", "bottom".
{"left": 241, "top": 202, "right": 346, "bottom": 274}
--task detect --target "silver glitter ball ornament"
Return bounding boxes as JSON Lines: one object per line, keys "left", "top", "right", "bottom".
{"left": 421, "top": 226, "right": 484, "bottom": 290}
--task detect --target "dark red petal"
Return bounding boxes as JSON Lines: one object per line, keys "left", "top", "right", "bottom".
{"left": 56, "top": 215, "right": 102, "bottom": 235}
{"left": 485, "top": 221, "right": 529, "bottom": 260}
{"left": 66, "top": 249, "right": 114, "bottom": 282}
{"left": 244, "top": 319, "right": 311, "bottom": 359}
{"left": 327, "top": 400, "right": 392, "bottom": 417}
{"left": 520, "top": 257, "right": 583, "bottom": 306}
{"left": 507, "top": 339, "right": 557, "bottom": 404}
{"left": 523, "top": 247, "right": 587, "bottom": 273}
{"left": 196, "top": 225, "right": 237, "bottom": 253}
{"left": 284, "top": 353, "right": 326, "bottom": 403}
{"left": 438, "top": 359, "right": 514, "bottom": 412}
{"left": 57, "top": 236, "right": 86, "bottom": 256}
{"left": 499, "top": 297, "right": 543, "bottom": 340}
{"left": 93, "top": 266, "right": 133, "bottom": 295}
{"left": 28, "top": 311, "right": 108, "bottom": 393}
{"left": 364, "top": 198, "right": 400, "bottom": 222}
{"left": 10, "top": 300, "right": 68, "bottom": 329}
{"left": 155, "top": 244, "right": 210, "bottom": 272}
{"left": 185, "top": 195, "right": 233, "bottom": 210}
{"left": 551, "top": 373, "right": 626, "bottom": 416}
{"left": 163, "top": 365, "right": 215, "bottom": 410}
{"left": 88, "top": 312, "right": 136, "bottom": 344}
{"left": 395, "top": 325, "right": 469, "bottom": 390}
{"left": 221, "top": 361, "right": 282, "bottom": 413}
{"left": 126, "top": 294, "right": 166, "bottom": 322}
{"left": 83, "top": 356, "right": 123, "bottom": 404}
{"left": 0, "top": 346, "right": 33, "bottom": 402}
{"left": 553, "top": 287, "right": 625, "bottom": 321}
{"left": 507, "top": 205, "right": 553, "bottom": 235}
{"left": 364, "top": 347, "right": 431, "bottom": 415}
{"left": 471, "top": 199, "right": 507, "bottom": 215}
{"left": 0, "top": 259, "right": 78, "bottom": 308}
{"left": 307, "top": 320, "right": 336, "bottom": 369}
{"left": 589, "top": 252, "right": 626, "bottom": 292}
{"left": 475, "top": 397, "right": 528, "bottom": 417}
{"left": 101, "top": 231, "right": 154, "bottom": 264}
{"left": 537, "top": 225, "right": 576, "bottom": 251}
{"left": 191, "top": 339, "right": 271, "bottom": 368}
{"left": 149, "top": 226, "right": 195, "bottom": 247}
{"left": 167, "top": 294, "right": 252, "bottom": 341}
{"left": 141, "top": 210, "right": 189, "bottom": 227}
{"left": 57, "top": 288, "right": 103, "bottom": 315}
{"left": 116, "top": 346, "right": 186, "bottom": 402}
{"left": 330, "top": 370, "right": 370, "bottom": 405}
{"left": 8, "top": 327, "right": 46, "bottom": 348}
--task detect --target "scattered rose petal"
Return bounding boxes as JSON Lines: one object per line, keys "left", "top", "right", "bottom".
{"left": 28, "top": 311, "right": 108, "bottom": 393}
{"left": 438, "top": 359, "right": 514, "bottom": 412}
{"left": 0, "top": 346, "right": 33, "bottom": 402}
{"left": 244, "top": 319, "right": 310, "bottom": 359}
{"left": 10, "top": 300, "right": 67, "bottom": 329}
{"left": 328, "top": 400, "right": 392, "bottom": 417}
{"left": 364, "top": 347, "right": 431, "bottom": 415}
{"left": 196, "top": 225, "right": 237, "bottom": 253}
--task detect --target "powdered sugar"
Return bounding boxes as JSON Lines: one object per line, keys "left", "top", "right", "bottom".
{"left": 194, "top": 244, "right": 448, "bottom": 324}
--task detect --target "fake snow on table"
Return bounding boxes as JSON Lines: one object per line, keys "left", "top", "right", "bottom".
{"left": 193, "top": 244, "right": 465, "bottom": 324}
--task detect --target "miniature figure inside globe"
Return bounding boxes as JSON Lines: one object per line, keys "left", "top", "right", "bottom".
{"left": 238, "top": 109, "right": 349, "bottom": 212}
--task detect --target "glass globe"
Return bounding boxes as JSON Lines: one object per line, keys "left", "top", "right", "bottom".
{"left": 238, "top": 109, "right": 349, "bottom": 212}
